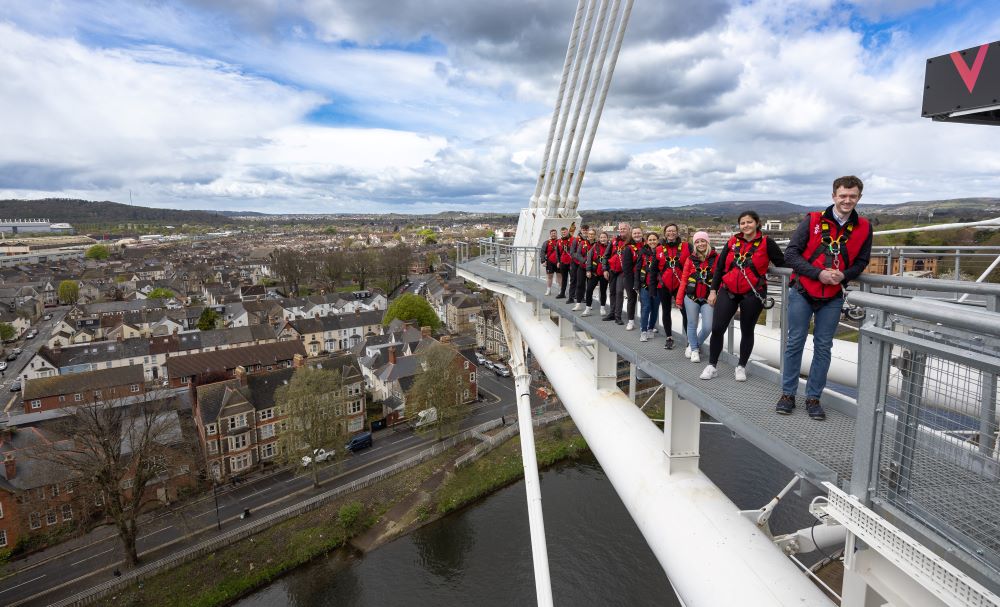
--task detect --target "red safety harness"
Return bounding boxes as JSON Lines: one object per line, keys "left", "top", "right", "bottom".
{"left": 794, "top": 212, "right": 871, "bottom": 300}
{"left": 685, "top": 250, "right": 718, "bottom": 303}
{"left": 721, "top": 232, "right": 770, "bottom": 297}
{"left": 658, "top": 241, "right": 689, "bottom": 291}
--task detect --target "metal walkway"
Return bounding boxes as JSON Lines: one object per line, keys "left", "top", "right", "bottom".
{"left": 460, "top": 257, "right": 856, "bottom": 488}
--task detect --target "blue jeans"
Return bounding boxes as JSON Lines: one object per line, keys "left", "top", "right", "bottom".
{"left": 781, "top": 289, "right": 843, "bottom": 399}
{"left": 682, "top": 296, "right": 713, "bottom": 351}
{"left": 639, "top": 287, "right": 660, "bottom": 331}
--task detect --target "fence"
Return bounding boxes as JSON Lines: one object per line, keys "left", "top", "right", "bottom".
{"left": 455, "top": 411, "right": 570, "bottom": 468}
{"left": 43, "top": 418, "right": 503, "bottom": 607}
{"left": 850, "top": 290, "right": 1000, "bottom": 580}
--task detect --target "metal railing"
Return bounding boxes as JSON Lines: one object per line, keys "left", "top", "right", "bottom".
{"left": 43, "top": 418, "right": 503, "bottom": 607}
{"left": 849, "top": 290, "right": 1000, "bottom": 581}
{"left": 455, "top": 411, "right": 569, "bottom": 468}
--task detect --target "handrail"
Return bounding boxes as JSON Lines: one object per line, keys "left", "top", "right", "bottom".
{"left": 847, "top": 290, "right": 1000, "bottom": 338}
{"left": 767, "top": 266, "right": 1000, "bottom": 296}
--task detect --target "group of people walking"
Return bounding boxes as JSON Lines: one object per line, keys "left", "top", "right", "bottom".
{"left": 541, "top": 175, "right": 872, "bottom": 421}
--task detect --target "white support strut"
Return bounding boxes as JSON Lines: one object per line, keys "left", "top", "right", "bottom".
{"left": 497, "top": 299, "right": 553, "bottom": 607}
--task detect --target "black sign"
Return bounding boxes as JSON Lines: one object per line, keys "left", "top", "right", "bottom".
{"left": 922, "top": 40, "right": 1000, "bottom": 125}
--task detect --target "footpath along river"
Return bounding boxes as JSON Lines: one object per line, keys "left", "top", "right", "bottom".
{"left": 235, "top": 424, "right": 818, "bottom": 606}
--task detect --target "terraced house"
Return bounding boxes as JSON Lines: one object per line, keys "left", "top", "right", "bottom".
{"left": 193, "top": 353, "right": 366, "bottom": 481}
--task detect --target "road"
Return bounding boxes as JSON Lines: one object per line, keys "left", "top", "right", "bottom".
{"left": 2, "top": 306, "right": 70, "bottom": 411}
{"left": 0, "top": 372, "right": 518, "bottom": 607}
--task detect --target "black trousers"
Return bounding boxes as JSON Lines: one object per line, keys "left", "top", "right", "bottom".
{"left": 584, "top": 273, "right": 608, "bottom": 307}
{"left": 614, "top": 276, "right": 636, "bottom": 321}
{"left": 558, "top": 265, "right": 571, "bottom": 296}
{"left": 570, "top": 265, "right": 586, "bottom": 302}
{"left": 658, "top": 287, "right": 687, "bottom": 339}
{"left": 708, "top": 288, "right": 765, "bottom": 367}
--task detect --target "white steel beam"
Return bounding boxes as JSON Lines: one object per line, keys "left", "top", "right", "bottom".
{"left": 662, "top": 388, "right": 700, "bottom": 475}
{"left": 503, "top": 298, "right": 833, "bottom": 606}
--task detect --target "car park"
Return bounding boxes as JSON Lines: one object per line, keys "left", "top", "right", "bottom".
{"left": 345, "top": 431, "right": 373, "bottom": 452}
{"left": 301, "top": 448, "right": 333, "bottom": 466}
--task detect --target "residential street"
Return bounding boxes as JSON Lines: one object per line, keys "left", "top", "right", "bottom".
{"left": 0, "top": 372, "right": 518, "bottom": 607}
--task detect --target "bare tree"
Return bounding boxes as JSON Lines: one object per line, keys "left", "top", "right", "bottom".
{"left": 275, "top": 367, "right": 352, "bottom": 489}
{"left": 35, "top": 391, "right": 194, "bottom": 568}
{"left": 272, "top": 248, "right": 307, "bottom": 295}
{"left": 407, "top": 342, "right": 470, "bottom": 441}
{"left": 320, "top": 251, "right": 346, "bottom": 290}
{"left": 347, "top": 249, "right": 376, "bottom": 291}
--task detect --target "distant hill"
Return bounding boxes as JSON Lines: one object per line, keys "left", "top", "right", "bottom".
{"left": 869, "top": 197, "right": 1000, "bottom": 216}
{"left": 0, "top": 198, "right": 243, "bottom": 226}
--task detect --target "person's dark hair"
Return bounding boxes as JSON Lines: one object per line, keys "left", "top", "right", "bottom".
{"left": 737, "top": 210, "right": 761, "bottom": 229}
{"left": 646, "top": 231, "right": 658, "bottom": 240}
{"left": 581, "top": 224, "right": 590, "bottom": 231}
{"left": 662, "top": 223, "right": 678, "bottom": 233}
{"left": 832, "top": 175, "right": 864, "bottom": 195}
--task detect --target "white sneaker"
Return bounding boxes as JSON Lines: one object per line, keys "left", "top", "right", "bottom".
{"left": 699, "top": 365, "right": 717, "bottom": 380}
{"left": 683, "top": 346, "right": 691, "bottom": 359}
{"left": 625, "top": 320, "right": 634, "bottom": 331}
{"left": 735, "top": 366, "right": 747, "bottom": 382}
{"left": 599, "top": 305, "right": 607, "bottom": 316}
{"left": 640, "top": 331, "right": 648, "bottom": 342}
{"left": 580, "top": 306, "right": 591, "bottom": 317}
{"left": 690, "top": 351, "right": 700, "bottom": 363}
{"left": 652, "top": 327, "right": 658, "bottom": 334}
{"left": 572, "top": 303, "right": 582, "bottom": 311}
{"left": 545, "top": 287, "right": 551, "bottom": 296}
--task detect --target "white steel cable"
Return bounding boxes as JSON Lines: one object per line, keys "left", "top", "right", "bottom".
{"left": 547, "top": 0, "right": 612, "bottom": 217}
{"left": 559, "top": 0, "right": 621, "bottom": 216}
{"left": 567, "top": 0, "right": 634, "bottom": 215}
{"left": 541, "top": 0, "right": 598, "bottom": 215}
{"left": 530, "top": 0, "right": 587, "bottom": 210}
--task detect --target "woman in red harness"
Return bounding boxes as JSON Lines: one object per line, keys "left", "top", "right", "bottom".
{"left": 676, "top": 231, "right": 717, "bottom": 363}
{"left": 700, "top": 210, "right": 784, "bottom": 381}
{"left": 582, "top": 229, "right": 610, "bottom": 317}
{"left": 657, "top": 223, "right": 690, "bottom": 350}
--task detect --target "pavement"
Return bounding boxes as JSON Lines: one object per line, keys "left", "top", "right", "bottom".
{"left": 0, "top": 371, "right": 517, "bottom": 607}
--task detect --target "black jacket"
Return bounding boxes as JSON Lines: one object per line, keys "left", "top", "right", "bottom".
{"left": 784, "top": 206, "right": 873, "bottom": 287}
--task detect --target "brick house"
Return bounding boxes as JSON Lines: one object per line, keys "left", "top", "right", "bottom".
{"left": 165, "top": 340, "right": 306, "bottom": 388}
{"left": 21, "top": 365, "right": 146, "bottom": 414}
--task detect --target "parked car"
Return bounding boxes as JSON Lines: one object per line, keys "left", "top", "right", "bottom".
{"left": 0, "top": 362, "right": 7, "bottom": 372}
{"left": 11, "top": 348, "right": 22, "bottom": 355}
{"left": 5, "top": 352, "right": 16, "bottom": 362}
{"left": 494, "top": 364, "right": 511, "bottom": 378}
{"left": 475, "top": 353, "right": 487, "bottom": 365}
{"left": 414, "top": 407, "right": 438, "bottom": 428}
{"left": 301, "top": 448, "right": 333, "bottom": 467}
{"left": 9, "top": 380, "right": 21, "bottom": 392}
{"left": 483, "top": 360, "right": 498, "bottom": 372}
{"left": 345, "top": 431, "right": 373, "bottom": 453}
{"left": 25, "top": 330, "right": 37, "bottom": 340}
{"left": 43, "top": 314, "right": 52, "bottom": 321}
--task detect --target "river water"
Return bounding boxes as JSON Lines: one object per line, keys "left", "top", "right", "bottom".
{"left": 236, "top": 424, "right": 816, "bottom": 606}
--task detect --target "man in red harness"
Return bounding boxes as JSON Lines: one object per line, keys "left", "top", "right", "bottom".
{"left": 778, "top": 176, "right": 873, "bottom": 420}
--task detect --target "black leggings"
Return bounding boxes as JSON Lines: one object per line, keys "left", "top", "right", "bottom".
{"left": 584, "top": 274, "right": 608, "bottom": 307}
{"left": 573, "top": 266, "right": 589, "bottom": 302}
{"left": 658, "top": 287, "right": 687, "bottom": 338}
{"left": 709, "top": 288, "right": 765, "bottom": 366}
{"left": 558, "top": 265, "right": 571, "bottom": 296}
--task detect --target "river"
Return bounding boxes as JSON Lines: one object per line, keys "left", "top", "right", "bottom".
{"left": 235, "top": 424, "right": 817, "bottom": 606}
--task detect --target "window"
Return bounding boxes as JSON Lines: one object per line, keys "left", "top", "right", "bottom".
{"left": 349, "top": 400, "right": 362, "bottom": 415}
{"left": 29, "top": 512, "right": 41, "bottom": 529}
{"left": 181, "top": 376, "right": 190, "bottom": 385}
{"left": 260, "top": 442, "right": 276, "bottom": 459}
{"left": 58, "top": 395, "right": 66, "bottom": 402}
{"left": 228, "top": 434, "right": 248, "bottom": 451}
{"left": 50, "top": 484, "right": 60, "bottom": 498}
{"left": 74, "top": 393, "right": 82, "bottom": 402}
{"left": 65, "top": 481, "right": 76, "bottom": 493}
{"left": 94, "top": 493, "right": 105, "bottom": 507}
{"left": 230, "top": 453, "right": 251, "bottom": 472}
{"left": 130, "top": 384, "right": 140, "bottom": 393}
{"left": 463, "top": 390, "right": 470, "bottom": 400}
{"left": 0, "top": 529, "right": 6, "bottom": 548}
{"left": 464, "top": 360, "right": 469, "bottom": 369}
{"left": 259, "top": 408, "right": 274, "bottom": 421}
{"left": 207, "top": 440, "right": 217, "bottom": 454}
{"left": 0, "top": 500, "right": 3, "bottom": 518}
{"left": 45, "top": 510, "right": 57, "bottom": 526}
{"left": 61, "top": 504, "right": 73, "bottom": 521}
{"left": 30, "top": 399, "right": 41, "bottom": 409}
{"left": 470, "top": 372, "right": 476, "bottom": 382}
{"left": 93, "top": 390, "right": 102, "bottom": 399}
{"left": 121, "top": 478, "right": 134, "bottom": 489}
{"left": 259, "top": 424, "right": 275, "bottom": 440}
{"left": 206, "top": 423, "right": 217, "bottom": 436}
{"left": 229, "top": 414, "right": 248, "bottom": 430}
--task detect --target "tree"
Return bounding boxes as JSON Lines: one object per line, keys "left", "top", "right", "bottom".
{"left": 0, "top": 323, "right": 14, "bottom": 342}
{"left": 407, "top": 342, "right": 469, "bottom": 441}
{"left": 147, "top": 288, "right": 174, "bottom": 300}
{"left": 35, "top": 392, "right": 193, "bottom": 568}
{"left": 383, "top": 293, "right": 440, "bottom": 329}
{"left": 425, "top": 252, "right": 440, "bottom": 272}
{"left": 378, "top": 245, "right": 413, "bottom": 292}
{"left": 275, "top": 367, "right": 352, "bottom": 489}
{"left": 347, "top": 249, "right": 376, "bottom": 291}
{"left": 58, "top": 280, "right": 80, "bottom": 305}
{"left": 85, "top": 244, "right": 110, "bottom": 260}
{"left": 272, "top": 248, "right": 311, "bottom": 295}
{"left": 197, "top": 308, "right": 220, "bottom": 331}
{"left": 320, "top": 251, "right": 346, "bottom": 289}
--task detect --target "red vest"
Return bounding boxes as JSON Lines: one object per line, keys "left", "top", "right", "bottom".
{"left": 657, "top": 241, "right": 690, "bottom": 291}
{"left": 685, "top": 250, "right": 718, "bottom": 302}
{"left": 590, "top": 242, "right": 610, "bottom": 273}
{"left": 608, "top": 239, "right": 625, "bottom": 273}
{"left": 721, "top": 232, "right": 770, "bottom": 295}
{"left": 558, "top": 237, "right": 574, "bottom": 265}
{"left": 544, "top": 238, "right": 559, "bottom": 264}
{"left": 576, "top": 239, "right": 591, "bottom": 267}
{"left": 794, "top": 212, "right": 872, "bottom": 300}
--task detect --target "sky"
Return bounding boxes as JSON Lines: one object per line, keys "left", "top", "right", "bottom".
{"left": 1, "top": 0, "right": 998, "bottom": 215}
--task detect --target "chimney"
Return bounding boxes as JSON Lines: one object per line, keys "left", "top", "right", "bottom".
{"left": 117, "top": 333, "right": 124, "bottom": 343}
{"left": 3, "top": 453, "right": 15, "bottom": 479}
{"left": 293, "top": 353, "right": 305, "bottom": 368}
{"left": 234, "top": 365, "right": 248, "bottom": 386}
{"left": 439, "top": 335, "right": 451, "bottom": 344}
{"left": 388, "top": 346, "right": 397, "bottom": 365}
{"left": 420, "top": 326, "right": 431, "bottom": 338}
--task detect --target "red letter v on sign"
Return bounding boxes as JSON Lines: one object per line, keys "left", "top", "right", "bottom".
{"left": 950, "top": 44, "right": 990, "bottom": 93}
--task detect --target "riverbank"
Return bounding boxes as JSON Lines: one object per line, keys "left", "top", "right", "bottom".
{"left": 102, "top": 419, "right": 586, "bottom": 607}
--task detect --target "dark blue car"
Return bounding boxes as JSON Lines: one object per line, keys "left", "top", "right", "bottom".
{"left": 345, "top": 431, "right": 373, "bottom": 453}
